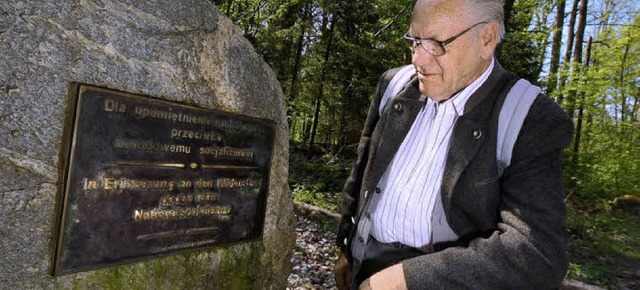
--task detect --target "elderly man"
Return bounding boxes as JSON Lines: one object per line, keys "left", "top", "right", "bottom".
{"left": 334, "top": 0, "right": 573, "bottom": 289}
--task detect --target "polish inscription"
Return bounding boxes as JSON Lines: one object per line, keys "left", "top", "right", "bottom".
{"left": 53, "top": 84, "right": 274, "bottom": 276}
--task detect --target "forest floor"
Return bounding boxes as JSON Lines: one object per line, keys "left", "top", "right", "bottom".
{"left": 565, "top": 207, "right": 640, "bottom": 289}
{"left": 286, "top": 214, "right": 339, "bottom": 290}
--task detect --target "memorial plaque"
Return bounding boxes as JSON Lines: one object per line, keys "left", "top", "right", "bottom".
{"left": 52, "top": 84, "right": 274, "bottom": 275}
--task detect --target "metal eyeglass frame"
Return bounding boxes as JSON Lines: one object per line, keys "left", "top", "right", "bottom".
{"left": 403, "top": 22, "right": 488, "bottom": 56}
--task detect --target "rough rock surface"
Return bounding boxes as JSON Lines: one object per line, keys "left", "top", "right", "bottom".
{"left": 0, "top": 0, "right": 293, "bottom": 289}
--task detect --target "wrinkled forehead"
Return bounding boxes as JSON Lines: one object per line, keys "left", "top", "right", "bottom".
{"left": 410, "top": 0, "right": 468, "bottom": 35}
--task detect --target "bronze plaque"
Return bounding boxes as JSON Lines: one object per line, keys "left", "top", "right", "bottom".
{"left": 52, "top": 84, "right": 274, "bottom": 275}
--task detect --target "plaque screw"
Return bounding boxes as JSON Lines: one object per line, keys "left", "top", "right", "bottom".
{"left": 190, "top": 163, "right": 198, "bottom": 169}
{"left": 11, "top": 130, "right": 19, "bottom": 137}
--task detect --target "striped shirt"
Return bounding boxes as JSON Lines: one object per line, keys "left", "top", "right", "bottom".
{"left": 370, "top": 60, "right": 494, "bottom": 248}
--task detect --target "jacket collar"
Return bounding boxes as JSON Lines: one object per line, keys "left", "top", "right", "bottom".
{"left": 464, "top": 60, "right": 511, "bottom": 116}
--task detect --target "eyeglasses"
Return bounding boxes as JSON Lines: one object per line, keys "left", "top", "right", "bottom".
{"left": 403, "top": 22, "right": 488, "bottom": 56}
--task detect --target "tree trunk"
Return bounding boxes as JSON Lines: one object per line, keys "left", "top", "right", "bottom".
{"left": 573, "top": 36, "right": 592, "bottom": 163}
{"left": 287, "top": 5, "right": 310, "bottom": 130}
{"left": 503, "top": 0, "right": 516, "bottom": 33}
{"left": 290, "top": 115, "right": 298, "bottom": 142}
{"left": 225, "top": 0, "right": 233, "bottom": 15}
{"left": 338, "top": 78, "right": 354, "bottom": 149}
{"left": 557, "top": 0, "right": 580, "bottom": 105}
{"left": 619, "top": 43, "right": 630, "bottom": 125}
{"left": 496, "top": 0, "right": 516, "bottom": 57}
{"left": 547, "top": 0, "right": 565, "bottom": 96}
{"left": 631, "top": 88, "right": 638, "bottom": 123}
{"left": 325, "top": 104, "right": 334, "bottom": 146}
{"left": 631, "top": 95, "right": 638, "bottom": 123}
{"left": 309, "top": 96, "right": 322, "bottom": 155}
{"left": 566, "top": 0, "right": 588, "bottom": 120}
{"left": 308, "top": 15, "right": 336, "bottom": 158}
{"left": 536, "top": 2, "right": 552, "bottom": 81}
{"left": 573, "top": 0, "right": 588, "bottom": 70}
{"left": 303, "top": 113, "right": 310, "bottom": 143}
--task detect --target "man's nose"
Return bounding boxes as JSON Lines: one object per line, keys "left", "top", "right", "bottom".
{"left": 412, "top": 47, "right": 437, "bottom": 68}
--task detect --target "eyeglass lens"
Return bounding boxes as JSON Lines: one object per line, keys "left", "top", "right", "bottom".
{"left": 405, "top": 38, "right": 445, "bottom": 56}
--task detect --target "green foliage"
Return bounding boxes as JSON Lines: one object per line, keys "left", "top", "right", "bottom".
{"left": 566, "top": 207, "right": 640, "bottom": 288}
{"left": 61, "top": 252, "right": 221, "bottom": 289}
{"left": 568, "top": 209, "right": 640, "bottom": 259}
{"left": 566, "top": 262, "right": 612, "bottom": 288}
{"left": 292, "top": 184, "right": 341, "bottom": 212}
{"left": 559, "top": 15, "right": 640, "bottom": 287}
{"left": 498, "top": 0, "right": 551, "bottom": 83}
{"left": 562, "top": 14, "right": 640, "bottom": 207}
{"left": 288, "top": 148, "right": 350, "bottom": 212}
{"left": 211, "top": 0, "right": 414, "bottom": 148}
{"left": 216, "top": 245, "right": 260, "bottom": 289}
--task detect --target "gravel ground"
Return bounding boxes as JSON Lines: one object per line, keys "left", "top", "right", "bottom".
{"left": 287, "top": 215, "right": 339, "bottom": 290}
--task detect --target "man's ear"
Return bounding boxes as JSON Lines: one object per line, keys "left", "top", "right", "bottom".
{"left": 480, "top": 21, "right": 500, "bottom": 60}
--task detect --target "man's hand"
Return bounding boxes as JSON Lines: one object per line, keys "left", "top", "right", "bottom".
{"left": 359, "top": 263, "right": 408, "bottom": 290}
{"left": 334, "top": 252, "right": 352, "bottom": 290}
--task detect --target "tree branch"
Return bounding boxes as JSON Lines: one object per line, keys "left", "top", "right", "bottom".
{"left": 374, "top": 3, "right": 411, "bottom": 38}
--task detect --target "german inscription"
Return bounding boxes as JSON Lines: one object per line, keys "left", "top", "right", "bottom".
{"left": 52, "top": 84, "right": 274, "bottom": 275}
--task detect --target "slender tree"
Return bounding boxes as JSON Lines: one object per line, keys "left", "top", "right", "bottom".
{"left": 557, "top": 0, "right": 580, "bottom": 105}
{"left": 618, "top": 42, "right": 630, "bottom": 125}
{"left": 308, "top": 13, "right": 336, "bottom": 157}
{"left": 534, "top": 0, "right": 554, "bottom": 81}
{"left": 288, "top": 2, "right": 312, "bottom": 133}
{"left": 496, "top": 0, "right": 516, "bottom": 58}
{"left": 566, "top": 0, "right": 589, "bottom": 120}
{"left": 547, "top": 0, "right": 565, "bottom": 96}
{"left": 572, "top": 36, "right": 592, "bottom": 163}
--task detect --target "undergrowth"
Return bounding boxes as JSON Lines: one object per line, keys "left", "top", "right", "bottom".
{"left": 288, "top": 148, "right": 351, "bottom": 213}
{"left": 565, "top": 201, "right": 640, "bottom": 289}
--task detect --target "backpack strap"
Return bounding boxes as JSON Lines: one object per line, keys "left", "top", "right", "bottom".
{"left": 496, "top": 79, "right": 541, "bottom": 176}
{"left": 379, "top": 65, "right": 415, "bottom": 116}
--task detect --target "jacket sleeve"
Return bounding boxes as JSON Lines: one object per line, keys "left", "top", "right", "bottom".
{"left": 336, "top": 69, "right": 395, "bottom": 254}
{"left": 402, "top": 95, "right": 574, "bottom": 289}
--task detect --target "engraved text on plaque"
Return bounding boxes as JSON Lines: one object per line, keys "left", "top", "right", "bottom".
{"left": 52, "top": 84, "right": 274, "bottom": 275}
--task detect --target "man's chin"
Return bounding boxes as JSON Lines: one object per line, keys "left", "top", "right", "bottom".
{"left": 418, "top": 83, "right": 437, "bottom": 98}
{"left": 420, "top": 89, "right": 451, "bottom": 102}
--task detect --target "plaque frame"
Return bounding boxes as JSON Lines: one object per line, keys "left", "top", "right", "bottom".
{"left": 51, "top": 83, "right": 276, "bottom": 276}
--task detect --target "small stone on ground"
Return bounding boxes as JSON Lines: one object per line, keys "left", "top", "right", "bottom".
{"left": 287, "top": 215, "right": 339, "bottom": 290}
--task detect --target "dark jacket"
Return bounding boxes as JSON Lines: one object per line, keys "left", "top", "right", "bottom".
{"left": 337, "top": 62, "right": 573, "bottom": 289}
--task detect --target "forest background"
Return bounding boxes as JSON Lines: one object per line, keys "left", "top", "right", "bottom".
{"left": 210, "top": 0, "right": 639, "bottom": 288}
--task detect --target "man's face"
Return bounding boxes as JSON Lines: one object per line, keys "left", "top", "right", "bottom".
{"left": 410, "top": 0, "right": 488, "bottom": 101}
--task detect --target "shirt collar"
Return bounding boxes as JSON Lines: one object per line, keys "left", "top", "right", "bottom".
{"left": 424, "top": 58, "right": 495, "bottom": 116}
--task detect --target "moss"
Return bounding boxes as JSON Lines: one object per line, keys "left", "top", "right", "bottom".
{"left": 56, "top": 252, "right": 221, "bottom": 289}
{"left": 215, "top": 243, "right": 264, "bottom": 290}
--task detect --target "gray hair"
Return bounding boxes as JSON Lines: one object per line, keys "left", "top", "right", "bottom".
{"left": 462, "top": 0, "right": 506, "bottom": 42}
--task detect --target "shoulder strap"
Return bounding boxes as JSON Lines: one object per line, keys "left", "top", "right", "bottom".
{"left": 379, "top": 65, "right": 415, "bottom": 116}
{"left": 496, "top": 79, "right": 541, "bottom": 176}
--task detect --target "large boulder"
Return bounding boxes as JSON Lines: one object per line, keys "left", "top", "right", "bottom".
{"left": 0, "top": 0, "right": 293, "bottom": 288}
